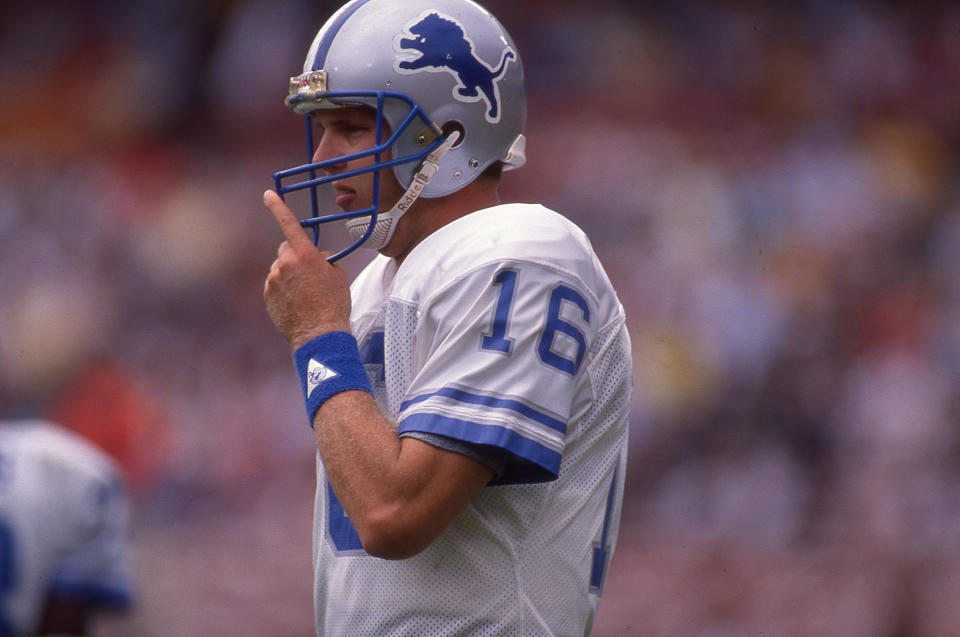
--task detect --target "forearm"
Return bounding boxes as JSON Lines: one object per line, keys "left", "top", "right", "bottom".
{"left": 312, "top": 390, "right": 492, "bottom": 559}
{"left": 313, "top": 390, "right": 405, "bottom": 518}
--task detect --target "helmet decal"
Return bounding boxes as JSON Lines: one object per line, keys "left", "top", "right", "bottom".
{"left": 394, "top": 11, "right": 516, "bottom": 124}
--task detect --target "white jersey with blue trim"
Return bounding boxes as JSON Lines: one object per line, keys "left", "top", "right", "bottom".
{"left": 0, "top": 420, "right": 134, "bottom": 636}
{"left": 313, "top": 203, "right": 631, "bottom": 636}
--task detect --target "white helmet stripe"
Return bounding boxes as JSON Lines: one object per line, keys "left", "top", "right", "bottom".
{"left": 306, "top": 0, "right": 375, "bottom": 73}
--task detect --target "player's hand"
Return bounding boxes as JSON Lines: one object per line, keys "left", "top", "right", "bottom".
{"left": 263, "top": 190, "right": 352, "bottom": 348}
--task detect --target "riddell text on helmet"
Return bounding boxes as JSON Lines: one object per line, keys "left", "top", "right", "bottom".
{"left": 397, "top": 175, "right": 429, "bottom": 211}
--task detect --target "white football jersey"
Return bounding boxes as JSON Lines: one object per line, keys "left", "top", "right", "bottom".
{"left": 0, "top": 420, "right": 134, "bottom": 636}
{"left": 313, "top": 203, "right": 631, "bottom": 636}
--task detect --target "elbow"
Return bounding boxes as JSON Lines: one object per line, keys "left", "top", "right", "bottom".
{"left": 355, "top": 506, "right": 437, "bottom": 560}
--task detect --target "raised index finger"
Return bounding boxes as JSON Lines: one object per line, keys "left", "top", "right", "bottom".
{"left": 263, "top": 190, "right": 313, "bottom": 248}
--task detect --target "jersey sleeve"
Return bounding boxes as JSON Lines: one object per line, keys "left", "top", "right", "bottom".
{"left": 396, "top": 260, "right": 597, "bottom": 485}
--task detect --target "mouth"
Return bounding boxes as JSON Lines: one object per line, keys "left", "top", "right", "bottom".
{"left": 332, "top": 181, "right": 357, "bottom": 209}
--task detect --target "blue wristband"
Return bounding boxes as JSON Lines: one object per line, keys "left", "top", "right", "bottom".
{"left": 293, "top": 331, "right": 373, "bottom": 427}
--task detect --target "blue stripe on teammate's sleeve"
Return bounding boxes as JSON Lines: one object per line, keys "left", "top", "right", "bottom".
{"left": 398, "top": 413, "right": 561, "bottom": 484}
{"left": 48, "top": 580, "right": 133, "bottom": 608}
{"left": 400, "top": 387, "right": 567, "bottom": 434}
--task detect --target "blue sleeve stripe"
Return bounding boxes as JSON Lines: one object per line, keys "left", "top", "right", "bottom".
{"left": 400, "top": 387, "right": 567, "bottom": 434}
{"left": 48, "top": 581, "right": 133, "bottom": 608}
{"left": 398, "top": 413, "right": 561, "bottom": 479}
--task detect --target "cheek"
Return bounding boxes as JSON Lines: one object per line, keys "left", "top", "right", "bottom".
{"left": 377, "top": 168, "right": 408, "bottom": 203}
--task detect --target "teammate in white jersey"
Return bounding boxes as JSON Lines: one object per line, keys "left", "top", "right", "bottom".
{"left": 263, "top": 1, "right": 631, "bottom": 634}
{"left": 0, "top": 420, "right": 134, "bottom": 636}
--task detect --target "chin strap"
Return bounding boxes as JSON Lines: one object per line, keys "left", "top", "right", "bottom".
{"left": 345, "top": 130, "right": 462, "bottom": 251}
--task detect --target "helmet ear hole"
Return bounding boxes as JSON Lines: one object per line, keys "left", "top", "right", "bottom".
{"left": 440, "top": 120, "right": 466, "bottom": 147}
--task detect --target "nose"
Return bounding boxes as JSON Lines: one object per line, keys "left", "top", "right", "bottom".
{"left": 311, "top": 133, "right": 346, "bottom": 174}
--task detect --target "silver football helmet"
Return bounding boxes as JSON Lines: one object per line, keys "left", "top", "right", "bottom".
{"left": 272, "top": 0, "right": 527, "bottom": 261}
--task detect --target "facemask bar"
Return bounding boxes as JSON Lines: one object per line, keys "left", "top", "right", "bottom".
{"left": 272, "top": 91, "right": 443, "bottom": 262}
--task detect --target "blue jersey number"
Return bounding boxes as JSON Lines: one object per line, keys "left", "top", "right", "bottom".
{"left": 327, "top": 482, "right": 364, "bottom": 553}
{"left": 480, "top": 272, "right": 590, "bottom": 376}
{"left": 538, "top": 285, "right": 590, "bottom": 375}
{"left": 589, "top": 469, "right": 619, "bottom": 595}
{"left": 480, "top": 270, "right": 518, "bottom": 354}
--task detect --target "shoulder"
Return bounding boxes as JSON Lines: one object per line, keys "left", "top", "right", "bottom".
{"left": 1, "top": 419, "right": 122, "bottom": 484}
{"left": 396, "top": 204, "right": 605, "bottom": 299}
{"left": 427, "top": 203, "right": 591, "bottom": 262}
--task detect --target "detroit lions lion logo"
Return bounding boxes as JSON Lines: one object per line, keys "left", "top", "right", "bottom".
{"left": 394, "top": 11, "right": 516, "bottom": 124}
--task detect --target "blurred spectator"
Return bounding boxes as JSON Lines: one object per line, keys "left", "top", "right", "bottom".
{"left": 46, "top": 360, "right": 169, "bottom": 495}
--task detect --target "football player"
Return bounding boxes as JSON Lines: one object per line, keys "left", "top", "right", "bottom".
{"left": 263, "top": 0, "right": 632, "bottom": 634}
{"left": 0, "top": 420, "right": 134, "bottom": 636}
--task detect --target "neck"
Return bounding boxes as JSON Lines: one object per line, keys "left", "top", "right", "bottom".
{"left": 385, "top": 178, "right": 501, "bottom": 265}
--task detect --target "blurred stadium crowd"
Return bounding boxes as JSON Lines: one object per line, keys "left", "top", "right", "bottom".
{"left": 2, "top": 0, "right": 960, "bottom": 635}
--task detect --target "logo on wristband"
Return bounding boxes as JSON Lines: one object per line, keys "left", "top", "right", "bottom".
{"left": 307, "top": 358, "right": 340, "bottom": 397}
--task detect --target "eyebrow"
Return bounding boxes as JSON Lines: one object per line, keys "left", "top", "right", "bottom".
{"left": 313, "top": 114, "right": 371, "bottom": 128}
